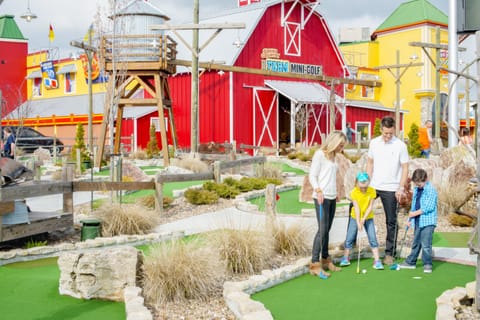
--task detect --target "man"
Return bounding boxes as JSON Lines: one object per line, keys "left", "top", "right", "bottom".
{"left": 418, "top": 120, "right": 433, "bottom": 158}
{"left": 366, "top": 116, "right": 409, "bottom": 265}
{"left": 2, "top": 127, "right": 15, "bottom": 159}
{"left": 345, "top": 122, "right": 357, "bottom": 144}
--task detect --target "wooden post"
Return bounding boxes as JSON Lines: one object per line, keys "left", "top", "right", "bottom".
{"left": 213, "top": 161, "right": 221, "bottom": 183}
{"left": 265, "top": 184, "right": 277, "bottom": 235}
{"left": 155, "top": 180, "right": 163, "bottom": 214}
{"left": 62, "top": 163, "right": 75, "bottom": 214}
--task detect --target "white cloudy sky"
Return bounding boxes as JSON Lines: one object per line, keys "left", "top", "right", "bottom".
{"left": 1, "top": 0, "right": 453, "bottom": 56}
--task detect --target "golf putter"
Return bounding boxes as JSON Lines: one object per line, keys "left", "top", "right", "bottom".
{"left": 356, "top": 227, "right": 361, "bottom": 274}
{"left": 398, "top": 225, "right": 409, "bottom": 259}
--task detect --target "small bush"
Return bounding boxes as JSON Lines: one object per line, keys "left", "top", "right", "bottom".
{"left": 136, "top": 194, "right": 173, "bottom": 209}
{"left": 210, "top": 229, "right": 274, "bottom": 274}
{"left": 172, "top": 156, "right": 210, "bottom": 173}
{"left": 94, "top": 203, "right": 159, "bottom": 236}
{"left": 131, "top": 149, "right": 147, "bottom": 160}
{"left": 222, "top": 177, "right": 237, "bottom": 186}
{"left": 142, "top": 239, "right": 225, "bottom": 304}
{"left": 272, "top": 222, "right": 309, "bottom": 256}
{"left": 287, "top": 152, "right": 297, "bottom": 160}
{"left": 25, "top": 239, "right": 47, "bottom": 249}
{"left": 146, "top": 124, "right": 160, "bottom": 158}
{"left": 184, "top": 188, "right": 219, "bottom": 205}
{"left": 261, "top": 162, "right": 283, "bottom": 180}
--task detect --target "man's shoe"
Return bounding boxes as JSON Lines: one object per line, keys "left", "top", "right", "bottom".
{"left": 383, "top": 255, "right": 394, "bottom": 265}
{"left": 399, "top": 262, "right": 416, "bottom": 269}
{"left": 424, "top": 265, "right": 432, "bottom": 273}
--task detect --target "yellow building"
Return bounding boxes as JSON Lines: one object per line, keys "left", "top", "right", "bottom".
{"left": 340, "top": 0, "right": 449, "bottom": 137}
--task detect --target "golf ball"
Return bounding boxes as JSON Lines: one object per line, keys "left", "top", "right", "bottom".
{"left": 362, "top": 269, "right": 367, "bottom": 274}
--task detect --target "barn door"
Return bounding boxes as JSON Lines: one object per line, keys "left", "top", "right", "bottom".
{"left": 253, "top": 88, "right": 278, "bottom": 155}
{"left": 305, "top": 104, "right": 326, "bottom": 146}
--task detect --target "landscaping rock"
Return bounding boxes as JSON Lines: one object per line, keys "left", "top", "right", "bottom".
{"left": 58, "top": 246, "right": 143, "bottom": 301}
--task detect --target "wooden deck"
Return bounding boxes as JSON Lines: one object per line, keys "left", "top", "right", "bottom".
{"left": 1, "top": 211, "right": 73, "bottom": 242}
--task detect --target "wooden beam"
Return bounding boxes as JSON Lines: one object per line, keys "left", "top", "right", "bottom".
{"left": 171, "top": 59, "right": 382, "bottom": 87}
{"left": 118, "top": 98, "right": 172, "bottom": 106}
{"left": 73, "top": 181, "right": 155, "bottom": 192}
{"left": 151, "top": 23, "right": 246, "bottom": 31}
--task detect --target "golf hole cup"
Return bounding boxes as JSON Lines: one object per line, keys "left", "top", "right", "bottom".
{"left": 362, "top": 269, "right": 367, "bottom": 274}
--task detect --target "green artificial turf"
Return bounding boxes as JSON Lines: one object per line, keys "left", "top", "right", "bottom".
{"left": 433, "top": 232, "right": 471, "bottom": 248}
{"left": 0, "top": 258, "right": 125, "bottom": 320}
{"left": 249, "top": 188, "right": 314, "bottom": 214}
{"left": 252, "top": 260, "right": 474, "bottom": 320}
{"left": 270, "top": 162, "right": 306, "bottom": 175}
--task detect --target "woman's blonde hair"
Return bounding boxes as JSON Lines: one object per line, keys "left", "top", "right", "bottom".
{"left": 321, "top": 131, "right": 346, "bottom": 157}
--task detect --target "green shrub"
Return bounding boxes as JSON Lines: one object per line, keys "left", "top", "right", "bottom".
{"left": 146, "top": 124, "right": 160, "bottom": 158}
{"left": 373, "top": 118, "right": 382, "bottom": 138}
{"left": 184, "top": 188, "right": 219, "bottom": 205}
{"left": 407, "top": 122, "right": 422, "bottom": 158}
{"left": 287, "top": 152, "right": 297, "bottom": 159}
{"left": 25, "top": 239, "right": 47, "bottom": 249}
{"left": 203, "top": 181, "right": 240, "bottom": 199}
{"left": 222, "top": 177, "right": 237, "bottom": 186}
{"left": 70, "top": 123, "right": 89, "bottom": 163}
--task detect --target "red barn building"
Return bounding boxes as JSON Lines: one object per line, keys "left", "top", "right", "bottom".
{"left": 0, "top": 15, "right": 28, "bottom": 116}
{"left": 167, "top": 0, "right": 349, "bottom": 153}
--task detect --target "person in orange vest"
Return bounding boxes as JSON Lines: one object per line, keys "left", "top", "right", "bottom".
{"left": 418, "top": 120, "right": 433, "bottom": 158}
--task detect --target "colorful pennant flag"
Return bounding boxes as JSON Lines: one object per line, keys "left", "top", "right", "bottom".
{"left": 83, "top": 24, "right": 94, "bottom": 43}
{"left": 48, "top": 23, "right": 55, "bottom": 42}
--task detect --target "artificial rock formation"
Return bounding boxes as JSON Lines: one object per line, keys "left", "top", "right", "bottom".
{"left": 58, "top": 246, "right": 143, "bottom": 301}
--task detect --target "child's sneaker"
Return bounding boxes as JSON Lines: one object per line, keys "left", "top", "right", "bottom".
{"left": 399, "top": 262, "right": 416, "bottom": 269}
{"left": 339, "top": 256, "right": 350, "bottom": 266}
{"left": 424, "top": 265, "right": 432, "bottom": 273}
{"left": 373, "top": 260, "right": 384, "bottom": 270}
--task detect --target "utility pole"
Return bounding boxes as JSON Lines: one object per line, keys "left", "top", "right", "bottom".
{"left": 374, "top": 50, "right": 423, "bottom": 136}
{"left": 191, "top": 0, "right": 199, "bottom": 155}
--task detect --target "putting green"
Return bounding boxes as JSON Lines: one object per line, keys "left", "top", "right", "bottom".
{"left": 433, "top": 232, "right": 471, "bottom": 248}
{"left": 252, "top": 260, "right": 474, "bottom": 320}
{"left": 0, "top": 258, "right": 125, "bottom": 320}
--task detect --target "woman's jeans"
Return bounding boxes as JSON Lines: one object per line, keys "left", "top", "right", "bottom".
{"left": 344, "top": 217, "right": 379, "bottom": 250}
{"left": 405, "top": 225, "right": 435, "bottom": 266}
{"left": 312, "top": 198, "right": 336, "bottom": 262}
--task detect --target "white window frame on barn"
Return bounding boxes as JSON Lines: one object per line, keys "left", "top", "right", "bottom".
{"left": 150, "top": 117, "right": 168, "bottom": 132}
{"left": 284, "top": 21, "right": 301, "bottom": 56}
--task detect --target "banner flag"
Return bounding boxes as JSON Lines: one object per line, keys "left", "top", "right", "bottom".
{"left": 48, "top": 24, "right": 55, "bottom": 42}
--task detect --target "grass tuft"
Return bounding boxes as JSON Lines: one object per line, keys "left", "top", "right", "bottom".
{"left": 142, "top": 239, "right": 225, "bottom": 304}
{"left": 272, "top": 222, "right": 309, "bottom": 256}
{"left": 94, "top": 203, "right": 159, "bottom": 236}
{"left": 209, "top": 229, "right": 275, "bottom": 275}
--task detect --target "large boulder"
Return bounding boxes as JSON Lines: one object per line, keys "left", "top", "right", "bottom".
{"left": 58, "top": 246, "right": 143, "bottom": 301}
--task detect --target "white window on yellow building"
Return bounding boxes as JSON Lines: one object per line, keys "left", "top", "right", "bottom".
{"left": 64, "top": 73, "right": 76, "bottom": 94}
{"left": 33, "top": 77, "right": 42, "bottom": 97}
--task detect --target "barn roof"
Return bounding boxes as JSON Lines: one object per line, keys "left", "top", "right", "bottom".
{"left": 171, "top": 0, "right": 280, "bottom": 72}
{"left": 12, "top": 93, "right": 106, "bottom": 118}
{"left": 265, "top": 80, "right": 341, "bottom": 104}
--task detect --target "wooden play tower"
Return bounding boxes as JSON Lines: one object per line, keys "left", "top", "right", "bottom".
{"left": 96, "top": 1, "right": 177, "bottom": 167}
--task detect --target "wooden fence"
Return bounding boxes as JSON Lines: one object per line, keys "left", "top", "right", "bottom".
{"left": 0, "top": 156, "right": 266, "bottom": 241}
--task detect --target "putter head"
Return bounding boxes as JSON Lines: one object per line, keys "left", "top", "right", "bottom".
{"left": 390, "top": 263, "right": 400, "bottom": 271}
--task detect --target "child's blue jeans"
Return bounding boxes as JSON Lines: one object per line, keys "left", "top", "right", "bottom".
{"left": 344, "top": 217, "right": 379, "bottom": 250}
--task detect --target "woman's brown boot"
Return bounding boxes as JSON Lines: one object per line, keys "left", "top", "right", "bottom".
{"left": 309, "top": 262, "right": 330, "bottom": 278}
{"left": 322, "top": 257, "right": 342, "bottom": 272}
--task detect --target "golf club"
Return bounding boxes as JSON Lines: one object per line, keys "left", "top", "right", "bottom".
{"left": 356, "top": 224, "right": 361, "bottom": 274}
{"left": 397, "top": 225, "right": 409, "bottom": 259}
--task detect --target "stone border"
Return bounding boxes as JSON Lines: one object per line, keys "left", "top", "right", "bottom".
{"left": 436, "top": 281, "right": 476, "bottom": 320}
{"left": 223, "top": 257, "right": 310, "bottom": 320}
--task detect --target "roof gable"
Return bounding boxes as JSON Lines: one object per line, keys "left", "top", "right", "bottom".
{"left": 0, "top": 15, "right": 26, "bottom": 40}
{"left": 376, "top": 0, "right": 447, "bottom": 33}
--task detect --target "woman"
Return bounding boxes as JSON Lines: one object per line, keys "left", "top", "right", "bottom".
{"left": 308, "top": 131, "right": 347, "bottom": 278}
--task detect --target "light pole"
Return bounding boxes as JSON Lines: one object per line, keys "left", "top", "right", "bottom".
{"left": 70, "top": 38, "right": 96, "bottom": 159}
